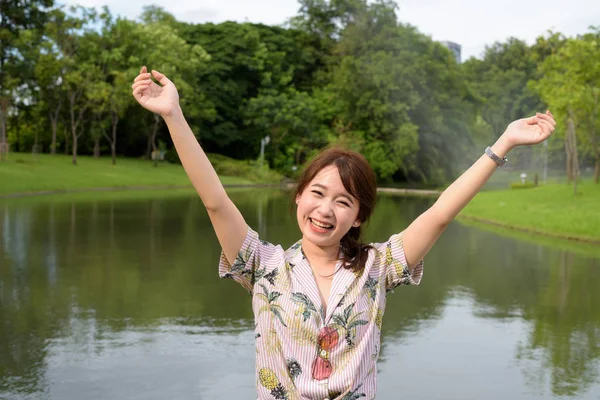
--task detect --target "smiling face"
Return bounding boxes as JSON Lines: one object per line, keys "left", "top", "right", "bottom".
{"left": 296, "top": 165, "right": 361, "bottom": 249}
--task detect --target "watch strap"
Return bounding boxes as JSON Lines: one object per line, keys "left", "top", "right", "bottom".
{"left": 485, "top": 146, "right": 507, "bottom": 167}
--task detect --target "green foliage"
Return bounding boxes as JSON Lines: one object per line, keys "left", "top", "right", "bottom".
{"left": 206, "top": 153, "right": 284, "bottom": 184}
{"left": 2, "top": 0, "right": 598, "bottom": 186}
{"left": 510, "top": 182, "right": 537, "bottom": 189}
{"left": 529, "top": 30, "right": 600, "bottom": 182}
{"left": 164, "top": 150, "right": 284, "bottom": 184}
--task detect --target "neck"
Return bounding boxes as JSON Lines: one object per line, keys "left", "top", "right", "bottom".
{"left": 301, "top": 237, "right": 340, "bottom": 265}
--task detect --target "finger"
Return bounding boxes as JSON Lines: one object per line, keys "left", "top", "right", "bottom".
{"left": 537, "top": 119, "right": 554, "bottom": 135}
{"left": 536, "top": 112, "right": 556, "bottom": 127}
{"left": 524, "top": 115, "right": 538, "bottom": 125}
{"left": 546, "top": 113, "right": 557, "bottom": 127}
{"left": 132, "top": 85, "right": 147, "bottom": 99}
{"left": 546, "top": 109, "right": 554, "bottom": 119}
{"left": 140, "top": 65, "right": 147, "bottom": 74}
{"left": 134, "top": 73, "right": 152, "bottom": 83}
{"left": 151, "top": 70, "right": 171, "bottom": 86}
{"left": 132, "top": 80, "right": 151, "bottom": 91}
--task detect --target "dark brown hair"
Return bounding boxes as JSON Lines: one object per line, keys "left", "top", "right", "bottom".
{"left": 292, "top": 147, "right": 378, "bottom": 272}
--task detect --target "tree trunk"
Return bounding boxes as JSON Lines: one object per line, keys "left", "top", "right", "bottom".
{"left": 111, "top": 144, "right": 116, "bottom": 165}
{"left": 0, "top": 97, "right": 8, "bottom": 161}
{"left": 145, "top": 133, "right": 153, "bottom": 160}
{"left": 152, "top": 113, "right": 160, "bottom": 167}
{"left": 72, "top": 133, "right": 78, "bottom": 165}
{"left": 102, "top": 112, "right": 119, "bottom": 166}
{"left": 111, "top": 112, "right": 118, "bottom": 165}
{"left": 71, "top": 97, "right": 78, "bottom": 165}
{"left": 49, "top": 101, "right": 61, "bottom": 155}
{"left": 33, "top": 130, "right": 38, "bottom": 152}
{"left": 69, "top": 91, "right": 88, "bottom": 166}
{"left": 64, "top": 126, "right": 70, "bottom": 155}
{"left": 15, "top": 112, "right": 20, "bottom": 152}
{"left": 93, "top": 136, "right": 100, "bottom": 158}
{"left": 592, "top": 89, "right": 599, "bottom": 183}
{"left": 50, "top": 115, "right": 58, "bottom": 155}
{"left": 566, "top": 111, "right": 579, "bottom": 194}
{"left": 565, "top": 119, "right": 573, "bottom": 182}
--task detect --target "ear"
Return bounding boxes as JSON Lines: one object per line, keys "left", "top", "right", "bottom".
{"left": 295, "top": 194, "right": 300, "bottom": 205}
{"left": 352, "top": 220, "right": 361, "bottom": 228}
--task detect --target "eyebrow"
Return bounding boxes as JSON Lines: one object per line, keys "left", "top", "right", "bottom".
{"left": 311, "top": 183, "right": 355, "bottom": 204}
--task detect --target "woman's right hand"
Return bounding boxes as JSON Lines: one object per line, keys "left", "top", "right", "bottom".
{"left": 132, "top": 66, "right": 180, "bottom": 118}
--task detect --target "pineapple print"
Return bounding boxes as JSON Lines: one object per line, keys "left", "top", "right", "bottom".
{"left": 386, "top": 241, "right": 412, "bottom": 285}
{"left": 375, "top": 308, "right": 383, "bottom": 330}
{"left": 259, "top": 368, "right": 288, "bottom": 399}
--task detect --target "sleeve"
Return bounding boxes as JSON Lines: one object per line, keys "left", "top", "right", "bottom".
{"left": 372, "top": 230, "right": 424, "bottom": 292}
{"left": 218, "top": 225, "right": 279, "bottom": 294}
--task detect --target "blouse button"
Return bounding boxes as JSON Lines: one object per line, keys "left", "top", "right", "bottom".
{"left": 320, "top": 349, "right": 327, "bottom": 357}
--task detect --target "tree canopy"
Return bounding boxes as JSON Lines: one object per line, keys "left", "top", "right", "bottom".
{"left": 2, "top": 1, "right": 598, "bottom": 183}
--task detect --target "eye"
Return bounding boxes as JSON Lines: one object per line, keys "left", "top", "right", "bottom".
{"left": 338, "top": 200, "right": 350, "bottom": 207}
{"left": 311, "top": 190, "right": 323, "bottom": 197}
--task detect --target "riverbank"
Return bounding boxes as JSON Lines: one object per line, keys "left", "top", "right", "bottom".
{"left": 0, "top": 153, "right": 281, "bottom": 196}
{"left": 459, "top": 181, "right": 600, "bottom": 244}
{"left": 2, "top": 153, "right": 598, "bottom": 244}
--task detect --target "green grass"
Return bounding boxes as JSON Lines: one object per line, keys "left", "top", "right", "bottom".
{"left": 458, "top": 218, "right": 600, "bottom": 258}
{"left": 0, "top": 153, "right": 281, "bottom": 196}
{"left": 460, "top": 180, "right": 600, "bottom": 243}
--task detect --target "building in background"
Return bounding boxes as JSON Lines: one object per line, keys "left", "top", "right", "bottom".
{"left": 441, "top": 41, "right": 462, "bottom": 63}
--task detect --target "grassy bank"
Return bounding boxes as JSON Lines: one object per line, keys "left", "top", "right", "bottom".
{"left": 0, "top": 153, "right": 284, "bottom": 196}
{"left": 460, "top": 181, "right": 600, "bottom": 243}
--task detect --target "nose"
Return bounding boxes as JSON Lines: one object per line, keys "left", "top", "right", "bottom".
{"left": 316, "top": 199, "right": 334, "bottom": 217}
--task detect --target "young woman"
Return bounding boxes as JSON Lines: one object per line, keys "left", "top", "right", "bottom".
{"left": 132, "top": 67, "right": 556, "bottom": 399}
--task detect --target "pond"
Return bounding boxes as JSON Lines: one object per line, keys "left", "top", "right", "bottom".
{"left": 1, "top": 189, "right": 599, "bottom": 399}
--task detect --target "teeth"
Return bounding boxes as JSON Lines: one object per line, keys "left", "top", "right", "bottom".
{"left": 310, "top": 218, "right": 333, "bottom": 229}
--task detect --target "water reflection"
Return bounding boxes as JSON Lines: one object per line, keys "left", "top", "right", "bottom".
{"left": 0, "top": 190, "right": 599, "bottom": 399}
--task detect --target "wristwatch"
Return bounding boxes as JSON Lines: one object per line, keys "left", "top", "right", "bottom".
{"left": 485, "top": 146, "right": 507, "bottom": 167}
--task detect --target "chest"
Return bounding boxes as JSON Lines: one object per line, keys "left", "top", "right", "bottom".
{"left": 253, "top": 263, "right": 383, "bottom": 351}
{"left": 313, "top": 273, "right": 334, "bottom": 313}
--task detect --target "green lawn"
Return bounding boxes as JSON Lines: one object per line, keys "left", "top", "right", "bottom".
{"left": 460, "top": 180, "right": 600, "bottom": 243}
{"left": 0, "top": 153, "right": 256, "bottom": 196}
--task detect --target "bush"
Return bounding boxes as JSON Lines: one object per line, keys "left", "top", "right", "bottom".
{"left": 164, "top": 150, "right": 283, "bottom": 183}
{"left": 164, "top": 149, "right": 181, "bottom": 164}
{"left": 510, "top": 182, "right": 537, "bottom": 189}
{"left": 208, "top": 153, "right": 284, "bottom": 183}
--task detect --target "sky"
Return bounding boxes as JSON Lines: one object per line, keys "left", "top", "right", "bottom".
{"left": 62, "top": 0, "right": 599, "bottom": 60}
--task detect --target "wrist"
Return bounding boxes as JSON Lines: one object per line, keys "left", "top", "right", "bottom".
{"left": 491, "top": 135, "right": 514, "bottom": 158}
{"left": 162, "top": 105, "right": 183, "bottom": 122}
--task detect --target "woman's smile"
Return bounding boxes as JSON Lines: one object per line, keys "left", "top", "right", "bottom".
{"left": 308, "top": 217, "right": 335, "bottom": 233}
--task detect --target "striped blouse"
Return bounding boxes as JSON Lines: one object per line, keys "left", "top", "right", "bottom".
{"left": 219, "top": 226, "right": 424, "bottom": 400}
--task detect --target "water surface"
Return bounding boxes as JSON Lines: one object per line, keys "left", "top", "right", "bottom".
{"left": 1, "top": 189, "right": 599, "bottom": 399}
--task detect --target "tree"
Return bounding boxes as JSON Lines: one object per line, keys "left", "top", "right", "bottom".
{"left": 531, "top": 32, "right": 600, "bottom": 186}
{"left": 19, "top": 8, "right": 75, "bottom": 155}
{"left": 129, "top": 16, "right": 210, "bottom": 164}
{"left": 85, "top": 10, "right": 136, "bottom": 165}
{"left": 308, "top": 0, "right": 474, "bottom": 182}
{"left": 0, "top": 0, "right": 54, "bottom": 159}
{"left": 245, "top": 88, "right": 329, "bottom": 170}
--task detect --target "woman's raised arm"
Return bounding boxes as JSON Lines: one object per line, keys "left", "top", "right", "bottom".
{"left": 132, "top": 66, "right": 247, "bottom": 264}
{"left": 401, "top": 111, "right": 557, "bottom": 269}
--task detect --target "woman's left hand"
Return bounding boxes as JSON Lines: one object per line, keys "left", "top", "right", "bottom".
{"left": 502, "top": 110, "right": 557, "bottom": 149}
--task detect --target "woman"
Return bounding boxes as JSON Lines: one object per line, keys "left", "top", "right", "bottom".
{"left": 132, "top": 67, "right": 556, "bottom": 399}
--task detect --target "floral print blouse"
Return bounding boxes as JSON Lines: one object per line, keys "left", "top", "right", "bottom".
{"left": 219, "top": 226, "right": 424, "bottom": 400}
